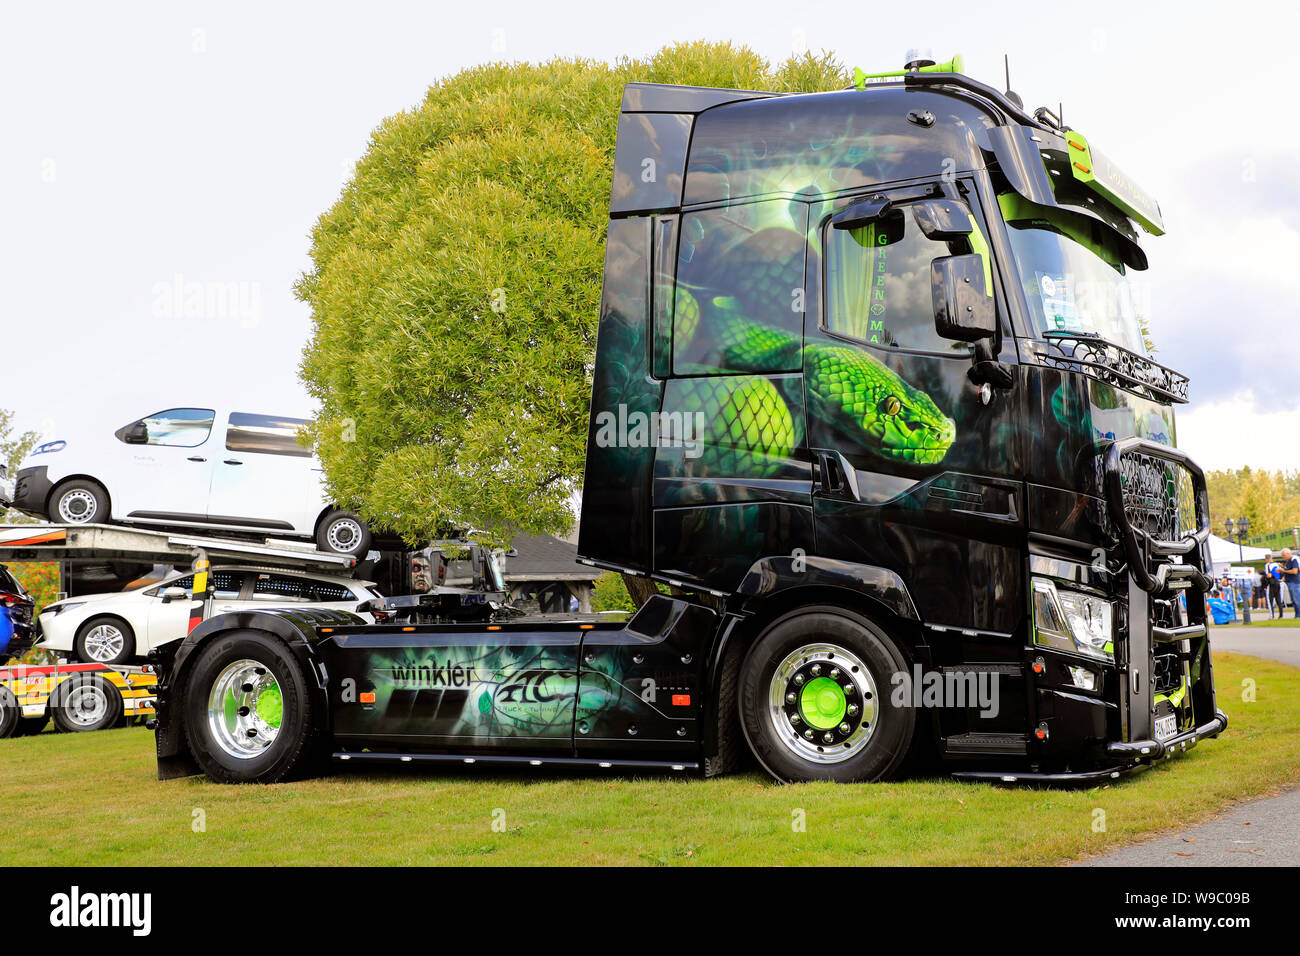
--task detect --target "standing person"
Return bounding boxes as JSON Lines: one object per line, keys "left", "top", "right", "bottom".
{"left": 1265, "top": 554, "right": 1283, "bottom": 619}
{"left": 1280, "top": 549, "right": 1300, "bottom": 618}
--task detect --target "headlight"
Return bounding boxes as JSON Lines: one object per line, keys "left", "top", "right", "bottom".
{"left": 1032, "top": 578, "right": 1114, "bottom": 660}
{"left": 32, "top": 440, "right": 66, "bottom": 455}
{"left": 41, "top": 601, "right": 85, "bottom": 616}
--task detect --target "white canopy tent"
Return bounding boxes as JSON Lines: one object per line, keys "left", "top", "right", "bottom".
{"left": 1206, "top": 533, "right": 1273, "bottom": 574}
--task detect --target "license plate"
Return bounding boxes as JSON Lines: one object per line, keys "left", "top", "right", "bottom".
{"left": 1154, "top": 714, "right": 1178, "bottom": 742}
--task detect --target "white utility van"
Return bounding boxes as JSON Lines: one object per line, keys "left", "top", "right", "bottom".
{"left": 11, "top": 407, "right": 371, "bottom": 556}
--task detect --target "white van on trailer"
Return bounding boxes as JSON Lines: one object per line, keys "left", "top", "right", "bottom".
{"left": 10, "top": 406, "right": 371, "bottom": 556}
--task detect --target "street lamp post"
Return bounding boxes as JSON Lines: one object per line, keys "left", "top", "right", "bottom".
{"left": 1225, "top": 517, "right": 1252, "bottom": 625}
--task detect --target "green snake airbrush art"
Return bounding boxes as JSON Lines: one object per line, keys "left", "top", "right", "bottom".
{"left": 158, "top": 52, "right": 1224, "bottom": 788}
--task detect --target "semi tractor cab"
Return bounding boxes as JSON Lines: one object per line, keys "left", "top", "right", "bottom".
{"left": 155, "top": 54, "right": 1224, "bottom": 786}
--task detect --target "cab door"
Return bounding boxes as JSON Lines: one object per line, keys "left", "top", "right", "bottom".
{"left": 111, "top": 407, "right": 216, "bottom": 521}
{"left": 804, "top": 182, "right": 1023, "bottom": 634}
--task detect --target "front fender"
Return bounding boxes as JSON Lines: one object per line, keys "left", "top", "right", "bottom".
{"left": 154, "top": 607, "right": 361, "bottom": 779}
{"left": 735, "top": 554, "right": 919, "bottom": 621}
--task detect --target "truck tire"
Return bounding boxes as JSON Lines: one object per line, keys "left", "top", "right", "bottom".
{"left": 74, "top": 616, "right": 136, "bottom": 665}
{"left": 738, "top": 606, "right": 916, "bottom": 783}
{"left": 183, "top": 630, "right": 318, "bottom": 784}
{"left": 49, "top": 478, "right": 109, "bottom": 524}
{"left": 316, "top": 510, "right": 371, "bottom": 557}
{"left": 0, "top": 687, "right": 19, "bottom": 738}
{"left": 51, "top": 673, "right": 124, "bottom": 733}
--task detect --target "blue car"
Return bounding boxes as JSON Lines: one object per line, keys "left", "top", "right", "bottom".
{"left": 0, "top": 564, "right": 36, "bottom": 662}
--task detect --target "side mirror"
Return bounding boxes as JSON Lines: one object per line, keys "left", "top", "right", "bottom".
{"left": 830, "top": 195, "right": 892, "bottom": 231}
{"left": 123, "top": 422, "right": 148, "bottom": 444}
{"left": 159, "top": 586, "right": 188, "bottom": 603}
{"left": 931, "top": 254, "right": 996, "bottom": 342}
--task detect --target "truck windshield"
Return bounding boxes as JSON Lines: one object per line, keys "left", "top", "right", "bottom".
{"left": 1000, "top": 194, "right": 1148, "bottom": 355}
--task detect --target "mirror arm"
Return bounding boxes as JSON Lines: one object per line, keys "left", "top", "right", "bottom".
{"left": 968, "top": 340, "right": 1015, "bottom": 389}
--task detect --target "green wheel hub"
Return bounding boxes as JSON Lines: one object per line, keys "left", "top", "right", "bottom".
{"left": 799, "top": 677, "right": 847, "bottom": 730}
{"left": 257, "top": 685, "right": 283, "bottom": 729}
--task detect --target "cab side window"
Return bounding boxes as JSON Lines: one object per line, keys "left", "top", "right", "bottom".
{"left": 823, "top": 203, "right": 975, "bottom": 354}
{"left": 115, "top": 408, "right": 215, "bottom": 447}
{"left": 225, "top": 413, "right": 312, "bottom": 458}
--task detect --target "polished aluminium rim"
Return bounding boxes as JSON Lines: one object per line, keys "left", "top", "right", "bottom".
{"left": 207, "top": 659, "right": 283, "bottom": 759}
{"left": 82, "top": 623, "right": 125, "bottom": 662}
{"left": 63, "top": 681, "right": 110, "bottom": 727}
{"left": 325, "top": 517, "right": 362, "bottom": 553}
{"left": 767, "top": 642, "right": 877, "bottom": 764}
{"left": 58, "top": 489, "right": 98, "bottom": 523}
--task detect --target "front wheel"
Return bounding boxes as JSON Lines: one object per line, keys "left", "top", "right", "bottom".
{"left": 49, "top": 479, "right": 109, "bottom": 524}
{"left": 183, "top": 630, "right": 318, "bottom": 783}
{"left": 75, "top": 617, "right": 136, "bottom": 665}
{"left": 739, "top": 607, "right": 916, "bottom": 783}
{"left": 316, "top": 510, "right": 372, "bottom": 557}
{"left": 51, "top": 674, "right": 123, "bottom": 733}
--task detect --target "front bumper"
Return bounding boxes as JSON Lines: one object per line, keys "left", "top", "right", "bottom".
{"left": 11, "top": 466, "right": 53, "bottom": 517}
{"left": 952, "top": 709, "right": 1228, "bottom": 788}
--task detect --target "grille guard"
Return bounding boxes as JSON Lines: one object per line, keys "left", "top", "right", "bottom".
{"left": 1101, "top": 438, "right": 1212, "bottom": 595}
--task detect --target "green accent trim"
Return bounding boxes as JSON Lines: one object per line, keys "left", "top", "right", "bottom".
{"left": 853, "top": 54, "right": 964, "bottom": 90}
{"left": 1063, "top": 128, "right": 1165, "bottom": 236}
{"left": 1155, "top": 680, "right": 1188, "bottom": 709}
{"left": 799, "top": 677, "right": 847, "bottom": 730}
{"left": 998, "top": 192, "right": 1125, "bottom": 271}
{"left": 966, "top": 213, "right": 993, "bottom": 297}
{"left": 257, "top": 685, "right": 283, "bottom": 729}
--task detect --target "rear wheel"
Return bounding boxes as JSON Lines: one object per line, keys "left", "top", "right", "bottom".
{"left": 183, "top": 630, "right": 317, "bottom": 783}
{"left": 316, "top": 510, "right": 372, "bottom": 557}
{"left": 49, "top": 479, "right": 109, "bottom": 524}
{"left": 74, "top": 617, "right": 136, "bottom": 665}
{"left": 51, "top": 674, "right": 123, "bottom": 733}
{"left": 739, "top": 606, "right": 916, "bottom": 783}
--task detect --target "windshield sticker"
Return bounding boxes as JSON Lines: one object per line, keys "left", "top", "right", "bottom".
{"left": 1035, "top": 271, "right": 1079, "bottom": 331}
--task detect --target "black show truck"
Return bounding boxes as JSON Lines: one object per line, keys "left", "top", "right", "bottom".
{"left": 156, "top": 54, "right": 1224, "bottom": 786}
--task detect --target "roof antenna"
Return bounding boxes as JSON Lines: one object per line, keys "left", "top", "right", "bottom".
{"left": 1003, "top": 54, "right": 1023, "bottom": 108}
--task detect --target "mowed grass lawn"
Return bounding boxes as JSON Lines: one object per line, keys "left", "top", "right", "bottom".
{"left": 2, "top": 653, "right": 1296, "bottom": 866}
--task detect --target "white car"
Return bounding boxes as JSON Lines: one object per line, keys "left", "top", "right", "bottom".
{"left": 38, "top": 565, "right": 379, "bottom": 664}
{"left": 10, "top": 406, "right": 371, "bottom": 555}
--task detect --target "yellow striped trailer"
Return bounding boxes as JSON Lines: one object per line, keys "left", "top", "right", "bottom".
{"left": 0, "top": 660, "right": 156, "bottom": 737}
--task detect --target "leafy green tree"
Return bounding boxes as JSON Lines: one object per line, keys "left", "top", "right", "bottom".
{"left": 1, "top": 407, "right": 38, "bottom": 525}
{"left": 1206, "top": 466, "right": 1300, "bottom": 540}
{"left": 298, "top": 43, "right": 849, "bottom": 546}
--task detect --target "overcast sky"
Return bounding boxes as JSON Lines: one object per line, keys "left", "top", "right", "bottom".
{"left": 1, "top": 0, "right": 1296, "bottom": 471}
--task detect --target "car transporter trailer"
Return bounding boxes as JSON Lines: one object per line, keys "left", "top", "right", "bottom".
{"left": 0, "top": 522, "right": 357, "bottom": 738}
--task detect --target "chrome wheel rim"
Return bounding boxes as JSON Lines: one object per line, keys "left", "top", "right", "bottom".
{"left": 325, "top": 517, "right": 362, "bottom": 553}
{"left": 64, "top": 682, "right": 109, "bottom": 727}
{"left": 767, "top": 642, "right": 877, "bottom": 765}
{"left": 207, "top": 659, "right": 283, "bottom": 759}
{"left": 82, "top": 624, "right": 125, "bottom": 662}
{"left": 58, "top": 489, "right": 98, "bottom": 523}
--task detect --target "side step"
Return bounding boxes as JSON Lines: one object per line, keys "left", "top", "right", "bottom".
{"left": 332, "top": 752, "right": 700, "bottom": 773}
{"left": 944, "top": 732, "right": 1028, "bottom": 756}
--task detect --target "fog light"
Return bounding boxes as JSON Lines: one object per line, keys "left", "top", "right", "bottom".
{"left": 1066, "top": 665, "right": 1097, "bottom": 691}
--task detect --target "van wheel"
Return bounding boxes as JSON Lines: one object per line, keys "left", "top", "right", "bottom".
{"left": 738, "top": 606, "right": 916, "bottom": 783}
{"left": 50, "top": 479, "right": 109, "bottom": 524}
{"left": 316, "top": 510, "right": 371, "bottom": 557}
{"left": 75, "top": 617, "right": 136, "bottom": 665}
{"left": 184, "top": 630, "right": 318, "bottom": 783}
{"left": 51, "top": 674, "right": 123, "bottom": 733}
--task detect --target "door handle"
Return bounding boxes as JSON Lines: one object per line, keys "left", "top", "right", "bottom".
{"left": 223, "top": 459, "right": 243, "bottom": 465}
{"left": 187, "top": 456, "right": 206, "bottom": 462}
{"left": 812, "top": 449, "right": 861, "bottom": 501}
